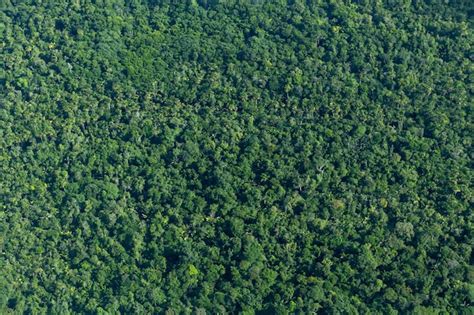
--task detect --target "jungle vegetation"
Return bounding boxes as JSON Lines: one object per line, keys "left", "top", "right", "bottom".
{"left": 0, "top": 0, "right": 473, "bottom": 313}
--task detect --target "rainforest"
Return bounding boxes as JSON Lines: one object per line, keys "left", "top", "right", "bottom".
{"left": 0, "top": 0, "right": 473, "bottom": 313}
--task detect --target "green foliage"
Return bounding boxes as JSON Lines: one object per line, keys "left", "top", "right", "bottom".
{"left": 0, "top": 0, "right": 472, "bottom": 313}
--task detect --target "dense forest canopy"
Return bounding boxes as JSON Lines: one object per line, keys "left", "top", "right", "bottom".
{"left": 0, "top": 0, "right": 473, "bottom": 313}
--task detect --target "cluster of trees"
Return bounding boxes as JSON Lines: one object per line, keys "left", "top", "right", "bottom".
{"left": 1, "top": 0, "right": 472, "bottom": 313}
